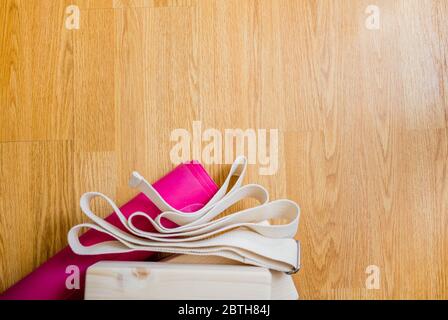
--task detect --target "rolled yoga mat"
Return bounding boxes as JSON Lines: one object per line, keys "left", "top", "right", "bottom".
{"left": 1, "top": 162, "right": 218, "bottom": 300}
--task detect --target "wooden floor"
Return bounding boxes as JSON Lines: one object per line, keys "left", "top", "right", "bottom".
{"left": 1, "top": 0, "right": 447, "bottom": 299}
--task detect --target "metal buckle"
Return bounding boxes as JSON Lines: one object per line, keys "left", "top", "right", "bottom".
{"left": 285, "top": 240, "right": 301, "bottom": 275}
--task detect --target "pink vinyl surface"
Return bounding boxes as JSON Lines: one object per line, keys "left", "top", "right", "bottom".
{"left": 1, "top": 162, "right": 218, "bottom": 300}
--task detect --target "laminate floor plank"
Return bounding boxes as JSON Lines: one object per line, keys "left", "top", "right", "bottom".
{"left": 0, "top": 0, "right": 73, "bottom": 142}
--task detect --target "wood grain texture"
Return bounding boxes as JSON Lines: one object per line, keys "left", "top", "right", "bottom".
{"left": 85, "top": 261, "right": 273, "bottom": 300}
{"left": 0, "top": 141, "right": 74, "bottom": 292}
{"left": 74, "top": 8, "right": 116, "bottom": 152}
{"left": 1, "top": 0, "right": 447, "bottom": 299}
{"left": 0, "top": 0, "right": 73, "bottom": 142}
{"left": 76, "top": 0, "right": 196, "bottom": 9}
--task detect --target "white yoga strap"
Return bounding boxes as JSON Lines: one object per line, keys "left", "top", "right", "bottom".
{"left": 68, "top": 157, "right": 301, "bottom": 274}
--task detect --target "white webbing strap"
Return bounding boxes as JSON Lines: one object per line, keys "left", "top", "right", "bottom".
{"left": 68, "top": 157, "right": 301, "bottom": 274}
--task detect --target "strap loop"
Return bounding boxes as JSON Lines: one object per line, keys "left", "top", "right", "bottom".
{"left": 68, "top": 156, "right": 301, "bottom": 274}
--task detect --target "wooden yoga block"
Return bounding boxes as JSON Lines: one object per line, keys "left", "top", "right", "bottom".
{"left": 85, "top": 261, "right": 272, "bottom": 300}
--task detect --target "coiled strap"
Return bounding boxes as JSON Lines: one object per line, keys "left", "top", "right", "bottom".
{"left": 68, "top": 157, "right": 301, "bottom": 274}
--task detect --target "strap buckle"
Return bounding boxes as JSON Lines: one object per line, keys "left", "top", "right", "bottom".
{"left": 285, "top": 240, "right": 301, "bottom": 275}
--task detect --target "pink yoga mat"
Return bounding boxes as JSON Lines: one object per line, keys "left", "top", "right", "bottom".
{"left": 1, "top": 162, "right": 218, "bottom": 300}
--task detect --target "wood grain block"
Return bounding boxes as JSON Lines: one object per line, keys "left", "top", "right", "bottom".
{"left": 161, "top": 254, "right": 299, "bottom": 300}
{"left": 85, "top": 261, "right": 272, "bottom": 300}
